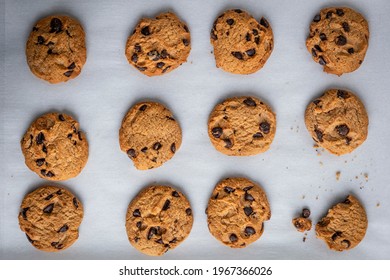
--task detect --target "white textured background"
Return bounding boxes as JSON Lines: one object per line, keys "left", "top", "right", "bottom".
{"left": 1, "top": 0, "right": 390, "bottom": 259}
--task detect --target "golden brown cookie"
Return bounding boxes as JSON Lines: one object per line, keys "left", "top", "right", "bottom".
{"left": 26, "top": 15, "right": 87, "bottom": 83}
{"left": 206, "top": 177, "right": 271, "bottom": 248}
{"left": 119, "top": 101, "right": 182, "bottom": 170}
{"left": 293, "top": 217, "right": 312, "bottom": 232}
{"left": 125, "top": 185, "right": 193, "bottom": 256}
{"left": 125, "top": 12, "right": 191, "bottom": 76}
{"left": 316, "top": 194, "right": 368, "bottom": 251}
{"left": 208, "top": 96, "right": 276, "bottom": 156}
{"left": 21, "top": 112, "right": 89, "bottom": 181}
{"left": 305, "top": 89, "right": 368, "bottom": 155}
{"left": 18, "top": 185, "right": 83, "bottom": 252}
{"left": 306, "top": 7, "right": 369, "bottom": 76}
{"left": 210, "top": 9, "right": 274, "bottom": 74}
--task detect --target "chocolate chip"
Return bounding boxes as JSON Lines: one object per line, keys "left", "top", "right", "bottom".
{"left": 229, "top": 234, "right": 238, "bottom": 242}
{"left": 134, "top": 44, "right": 141, "bottom": 52}
{"left": 314, "top": 45, "right": 322, "bottom": 52}
{"left": 43, "top": 203, "right": 54, "bottom": 214}
{"left": 160, "top": 49, "right": 168, "bottom": 59}
{"left": 342, "top": 239, "right": 351, "bottom": 248}
{"left": 56, "top": 189, "right": 62, "bottom": 195}
{"left": 134, "top": 237, "right": 139, "bottom": 243}
{"left": 57, "top": 114, "right": 65, "bottom": 121}
{"left": 226, "top": 19, "right": 234, "bottom": 25}
{"left": 147, "top": 227, "right": 157, "bottom": 240}
{"left": 37, "top": 36, "right": 45, "bottom": 44}
{"left": 172, "top": 191, "right": 179, "bottom": 197}
{"left": 42, "top": 144, "right": 47, "bottom": 153}
{"left": 313, "top": 100, "right": 321, "bottom": 106}
{"left": 156, "top": 62, "right": 165, "bottom": 69}
{"left": 186, "top": 208, "right": 192, "bottom": 216}
{"left": 183, "top": 39, "right": 190, "bottom": 46}
{"left": 162, "top": 66, "right": 171, "bottom": 73}
{"left": 314, "top": 128, "right": 324, "bottom": 142}
{"left": 302, "top": 208, "right": 311, "bottom": 218}
{"left": 348, "top": 48, "right": 354, "bottom": 54}
{"left": 46, "top": 171, "right": 55, "bottom": 178}
{"left": 224, "top": 186, "right": 235, "bottom": 193}
{"left": 346, "top": 137, "right": 352, "bottom": 145}
{"left": 319, "top": 33, "right": 327, "bottom": 41}
{"left": 136, "top": 66, "right": 147, "bottom": 71}
{"left": 26, "top": 234, "right": 34, "bottom": 243}
{"left": 211, "top": 30, "right": 217, "bottom": 40}
{"left": 244, "top": 192, "right": 254, "bottom": 202}
{"left": 45, "top": 194, "right": 53, "bottom": 200}
{"left": 170, "top": 143, "right": 176, "bottom": 153}
{"left": 311, "top": 48, "right": 317, "bottom": 57}
{"left": 58, "top": 225, "right": 68, "bottom": 233}
{"left": 246, "top": 49, "right": 256, "bottom": 57}
{"left": 133, "top": 209, "right": 141, "bottom": 217}
{"left": 318, "top": 56, "right": 326, "bottom": 65}
{"left": 252, "top": 29, "right": 259, "bottom": 36}
{"left": 253, "top": 132, "right": 263, "bottom": 138}
{"left": 244, "top": 97, "right": 256, "bottom": 107}
{"left": 332, "top": 231, "right": 342, "bottom": 241}
{"left": 73, "top": 197, "right": 78, "bottom": 208}
{"left": 211, "top": 127, "right": 223, "bottom": 138}
{"left": 243, "top": 186, "right": 253, "bottom": 192}
{"left": 153, "top": 142, "right": 162, "bottom": 150}
{"left": 67, "top": 63, "right": 76, "bottom": 70}
{"left": 162, "top": 200, "right": 171, "bottom": 211}
{"left": 139, "top": 104, "right": 147, "bottom": 111}
{"left": 336, "top": 35, "right": 347, "bottom": 46}
{"left": 47, "top": 49, "right": 53, "bottom": 55}
{"left": 313, "top": 14, "right": 321, "bottom": 22}
{"left": 50, "top": 18, "right": 62, "bottom": 33}
{"left": 342, "top": 22, "right": 350, "bottom": 32}
{"left": 326, "top": 11, "right": 333, "bottom": 19}
{"left": 260, "top": 17, "right": 269, "bottom": 28}
{"left": 231, "top": 51, "right": 243, "bottom": 60}
{"left": 64, "top": 71, "right": 73, "bottom": 77}
{"left": 260, "top": 121, "right": 270, "bottom": 134}
{"left": 141, "top": 26, "right": 150, "bottom": 36}
{"left": 127, "top": 149, "right": 136, "bottom": 158}
{"left": 244, "top": 226, "right": 256, "bottom": 236}
{"left": 183, "top": 25, "right": 189, "bottom": 32}
{"left": 336, "top": 9, "right": 344, "bottom": 16}
{"left": 67, "top": 133, "right": 72, "bottom": 139}
{"left": 21, "top": 207, "right": 29, "bottom": 220}
{"left": 36, "top": 158, "right": 45, "bottom": 166}
{"left": 36, "top": 132, "right": 45, "bottom": 145}
{"left": 224, "top": 138, "right": 233, "bottom": 148}
{"left": 33, "top": 27, "right": 38, "bottom": 31}
{"left": 51, "top": 242, "right": 63, "bottom": 250}
{"left": 170, "top": 238, "right": 177, "bottom": 243}
{"left": 131, "top": 53, "right": 138, "bottom": 63}
{"left": 136, "top": 221, "right": 142, "bottom": 228}
{"left": 155, "top": 238, "right": 163, "bottom": 244}
{"left": 246, "top": 33, "right": 251, "bottom": 41}
{"left": 40, "top": 169, "right": 47, "bottom": 176}
{"left": 214, "top": 193, "right": 219, "bottom": 199}
{"left": 336, "top": 124, "right": 350, "bottom": 136}
{"left": 141, "top": 147, "right": 148, "bottom": 153}
{"left": 337, "top": 90, "right": 349, "bottom": 99}
{"left": 78, "top": 131, "right": 83, "bottom": 141}
{"left": 255, "top": 37, "right": 260, "bottom": 45}
{"left": 244, "top": 207, "right": 253, "bottom": 216}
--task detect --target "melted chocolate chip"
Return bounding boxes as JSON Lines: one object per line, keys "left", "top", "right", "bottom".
{"left": 56, "top": 189, "right": 62, "bottom": 195}
{"left": 211, "top": 127, "right": 223, "bottom": 138}
{"left": 141, "top": 26, "right": 150, "bottom": 36}
{"left": 314, "top": 45, "right": 323, "bottom": 52}
{"left": 244, "top": 97, "right": 256, "bottom": 107}
{"left": 311, "top": 48, "right": 317, "bottom": 57}
{"left": 314, "top": 128, "right": 324, "bottom": 142}
{"left": 183, "top": 25, "right": 189, "bottom": 32}
{"left": 45, "top": 194, "right": 53, "bottom": 200}
{"left": 243, "top": 186, "right": 253, "bottom": 192}
{"left": 260, "top": 17, "right": 269, "bottom": 28}
{"left": 170, "top": 143, "right": 176, "bottom": 153}
{"left": 73, "top": 197, "right": 79, "bottom": 208}
{"left": 58, "top": 114, "right": 65, "bottom": 121}
{"left": 319, "top": 33, "right": 327, "bottom": 41}
{"left": 136, "top": 221, "right": 142, "bottom": 228}
{"left": 43, "top": 203, "right": 54, "bottom": 214}
{"left": 246, "top": 49, "right": 256, "bottom": 57}
{"left": 326, "top": 11, "right": 333, "bottom": 19}
{"left": 255, "top": 37, "right": 260, "bottom": 44}
{"left": 36, "top": 158, "right": 45, "bottom": 166}
{"left": 244, "top": 192, "right": 254, "bottom": 202}
{"left": 33, "top": 27, "right": 38, "bottom": 31}
{"left": 172, "top": 191, "right": 179, "bottom": 197}
{"left": 336, "top": 9, "right": 344, "bottom": 16}
{"left": 313, "top": 99, "right": 321, "bottom": 106}
{"left": 183, "top": 39, "right": 190, "bottom": 46}
{"left": 318, "top": 56, "right": 326, "bottom": 65}
{"left": 244, "top": 226, "right": 256, "bottom": 236}
{"left": 153, "top": 142, "right": 162, "bottom": 150}
{"left": 226, "top": 19, "right": 234, "bottom": 25}
{"left": 336, "top": 124, "right": 350, "bottom": 136}
{"left": 342, "top": 239, "right": 351, "bottom": 248}
{"left": 58, "top": 225, "right": 68, "bottom": 233}
{"left": 186, "top": 208, "right": 192, "bottom": 216}
{"left": 136, "top": 66, "right": 147, "bottom": 71}
{"left": 253, "top": 132, "right": 263, "bottom": 138}
{"left": 224, "top": 186, "right": 235, "bottom": 193}
{"left": 131, "top": 53, "right": 138, "bottom": 63}
{"left": 42, "top": 145, "right": 47, "bottom": 153}
{"left": 157, "top": 62, "right": 165, "bottom": 69}
{"left": 22, "top": 207, "right": 29, "bottom": 220}
{"left": 337, "top": 90, "right": 349, "bottom": 99}
{"left": 50, "top": 18, "right": 62, "bottom": 33}
{"left": 231, "top": 51, "right": 243, "bottom": 60}
{"left": 36, "top": 132, "right": 45, "bottom": 145}
{"left": 127, "top": 149, "right": 136, "bottom": 158}
{"left": 336, "top": 35, "right": 347, "bottom": 46}
{"left": 141, "top": 147, "right": 148, "bottom": 153}
{"left": 302, "top": 208, "right": 311, "bottom": 218}
{"left": 68, "top": 62, "right": 76, "bottom": 70}
{"left": 26, "top": 234, "right": 34, "bottom": 243}
{"left": 229, "top": 234, "right": 238, "bottom": 242}
{"left": 134, "top": 44, "right": 141, "bottom": 52}
{"left": 37, "top": 36, "right": 45, "bottom": 44}
{"left": 224, "top": 138, "right": 233, "bottom": 148}
{"left": 64, "top": 70, "right": 73, "bottom": 77}
{"left": 162, "top": 66, "right": 171, "bottom": 73}
{"left": 147, "top": 227, "right": 157, "bottom": 240}
{"left": 139, "top": 104, "right": 147, "bottom": 111}
{"left": 155, "top": 238, "right": 163, "bottom": 244}
{"left": 133, "top": 209, "right": 141, "bottom": 217}
{"left": 313, "top": 14, "right": 321, "bottom": 22}
{"left": 244, "top": 207, "right": 253, "bottom": 216}
{"left": 46, "top": 171, "right": 55, "bottom": 178}
{"left": 160, "top": 49, "right": 168, "bottom": 59}
{"left": 260, "top": 121, "right": 270, "bottom": 134}
{"left": 348, "top": 48, "right": 354, "bottom": 54}
{"left": 162, "top": 200, "right": 171, "bottom": 211}
{"left": 332, "top": 231, "right": 342, "bottom": 241}
{"left": 342, "top": 22, "right": 350, "bottom": 32}
{"left": 246, "top": 33, "right": 251, "bottom": 41}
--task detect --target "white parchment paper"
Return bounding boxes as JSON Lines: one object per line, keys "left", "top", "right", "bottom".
{"left": 1, "top": 0, "right": 390, "bottom": 259}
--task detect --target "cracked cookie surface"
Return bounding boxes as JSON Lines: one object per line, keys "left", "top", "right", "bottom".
{"left": 125, "top": 185, "right": 193, "bottom": 256}
{"left": 125, "top": 12, "right": 191, "bottom": 76}
{"left": 206, "top": 177, "right": 271, "bottom": 248}
{"left": 18, "top": 185, "right": 83, "bottom": 252}
{"left": 210, "top": 9, "right": 274, "bottom": 74}
{"left": 306, "top": 7, "right": 369, "bottom": 76}
{"left": 305, "top": 89, "right": 368, "bottom": 155}
{"left": 119, "top": 101, "right": 182, "bottom": 170}
{"left": 21, "top": 112, "right": 89, "bottom": 181}
{"left": 208, "top": 96, "right": 276, "bottom": 156}
{"left": 316, "top": 194, "right": 367, "bottom": 251}
{"left": 26, "top": 15, "right": 86, "bottom": 83}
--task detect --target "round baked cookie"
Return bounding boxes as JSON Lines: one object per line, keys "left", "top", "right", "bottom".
{"left": 119, "top": 101, "right": 182, "bottom": 170}
{"left": 21, "top": 112, "right": 89, "bottom": 181}
{"left": 305, "top": 89, "right": 368, "bottom": 155}
{"left": 210, "top": 9, "right": 274, "bottom": 74}
{"left": 125, "top": 12, "right": 191, "bottom": 76}
{"left": 306, "top": 7, "right": 369, "bottom": 76}
{"left": 208, "top": 96, "right": 276, "bottom": 156}
{"left": 125, "top": 185, "right": 193, "bottom": 256}
{"left": 26, "top": 15, "right": 86, "bottom": 83}
{"left": 18, "top": 185, "right": 83, "bottom": 252}
{"left": 316, "top": 194, "right": 367, "bottom": 251}
{"left": 206, "top": 177, "right": 271, "bottom": 248}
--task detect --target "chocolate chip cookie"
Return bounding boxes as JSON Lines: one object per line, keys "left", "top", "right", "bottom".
{"left": 306, "top": 7, "right": 369, "bottom": 76}
{"left": 26, "top": 15, "right": 87, "bottom": 83}
{"left": 206, "top": 177, "right": 271, "bottom": 248}
{"left": 119, "top": 101, "right": 182, "bottom": 170}
{"left": 316, "top": 194, "right": 368, "bottom": 251}
{"left": 18, "top": 185, "right": 83, "bottom": 252}
{"left": 125, "top": 12, "right": 191, "bottom": 76}
{"left": 208, "top": 96, "right": 276, "bottom": 156}
{"left": 210, "top": 9, "right": 274, "bottom": 74}
{"left": 305, "top": 89, "right": 368, "bottom": 155}
{"left": 21, "top": 112, "right": 89, "bottom": 181}
{"left": 125, "top": 185, "right": 193, "bottom": 256}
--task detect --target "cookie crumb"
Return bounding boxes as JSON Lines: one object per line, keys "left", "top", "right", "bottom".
{"left": 302, "top": 195, "right": 306, "bottom": 199}
{"left": 364, "top": 173, "right": 368, "bottom": 182}
{"left": 336, "top": 171, "right": 341, "bottom": 180}
{"left": 303, "top": 236, "right": 307, "bottom": 242}
{"left": 376, "top": 202, "right": 380, "bottom": 207}
{"left": 293, "top": 217, "right": 312, "bottom": 232}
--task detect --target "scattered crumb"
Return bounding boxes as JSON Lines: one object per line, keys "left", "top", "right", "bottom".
{"left": 313, "top": 144, "right": 319, "bottom": 148}
{"left": 286, "top": 166, "right": 289, "bottom": 169}
{"left": 364, "top": 173, "right": 368, "bottom": 182}
{"left": 336, "top": 171, "right": 341, "bottom": 181}
{"left": 316, "top": 195, "right": 319, "bottom": 200}
{"left": 355, "top": 175, "right": 359, "bottom": 179}
{"left": 210, "top": 51, "right": 213, "bottom": 54}
{"left": 302, "top": 195, "right": 306, "bottom": 199}
{"left": 376, "top": 202, "right": 380, "bottom": 207}
{"left": 344, "top": 160, "right": 347, "bottom": 163}
{"left": 290, "top": 126, "right": 294, "bottom": 131}
{"left": 293, "top": 217, "right": 312, "bottom": 232}
{"left": 303, "top": 236, "right": 306, "bottom": 242}
{"left": 319, "top": 161, "right": 323, "bottom": 166}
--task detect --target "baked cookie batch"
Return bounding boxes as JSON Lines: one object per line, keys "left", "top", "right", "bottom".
{"left": 19, "top": 6, "right": 371, "bottom": 255}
